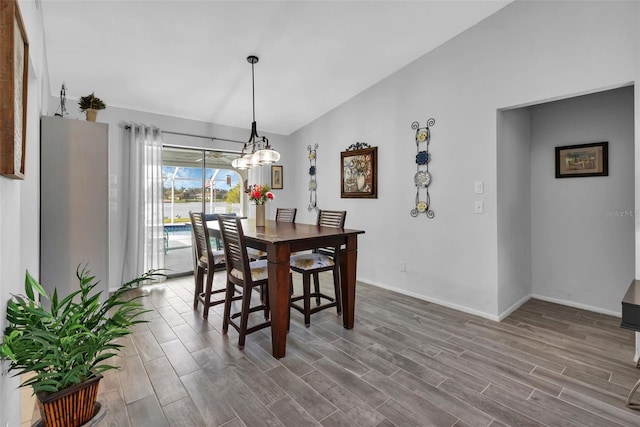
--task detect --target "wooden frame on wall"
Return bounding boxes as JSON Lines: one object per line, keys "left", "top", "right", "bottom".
{"left": 0, "top": 0, "right": 29, "bottom": 179}
{"left": 271, "top": 165, "right": 283, "bottom": 189}
{"left": 340, "top": 146, "right": 378, "bottom": 198}
{"left": 555, "top": 141, "right": 608, "bottom": 178}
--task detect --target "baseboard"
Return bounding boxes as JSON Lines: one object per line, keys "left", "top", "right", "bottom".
{"left": 357, "top": 277, "right": 501, "bottom": 321}
{"left": 497, "top": 294, "right": 531, "bottom": 321}
{"left": 531, "top": 293, "right": 621, "bottom": 318}
{"left": 356, "top": 278, "right": 623, "bottom": 322}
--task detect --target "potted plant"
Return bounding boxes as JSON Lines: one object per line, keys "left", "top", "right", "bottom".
{"left": 78, "top": 93, "right": 106, "bottom": 122}
{"left": 0, "top": 265, "right": 162, "bottom": 427}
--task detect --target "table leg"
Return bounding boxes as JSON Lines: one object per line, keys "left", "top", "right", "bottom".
{"left": 267, "top": 242, "right": 291, "bottom": 358}
{"left": 339, "top": 235, "right": 358, "bottom": 329}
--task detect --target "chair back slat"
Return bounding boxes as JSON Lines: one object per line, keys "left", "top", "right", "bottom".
{"left": 190, "top": 211, "right": 212, "bottom": 264}
{"left": 218, "top": 215, "right": 251, "bottom": 282}
{"left": 316, "top": 210, "right": 347, "bottom": 257}
{"left": 317, "top": 210, "right": 346, "bottom": 228}
{"left": 276, "top": 208, "right": 297, "bottom": 223}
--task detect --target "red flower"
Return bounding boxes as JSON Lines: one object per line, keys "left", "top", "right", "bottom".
{"left": 248, "top": 184, "right": 273, "bottom": 204}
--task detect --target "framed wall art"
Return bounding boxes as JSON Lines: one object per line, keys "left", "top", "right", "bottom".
{"left": 555, "top": 142, "right": 608, "bottom": 178}
{"left": 341, "top": 143, "right": 377, "bottom": 198}
{"left": 271, "top": 164, "right": 283, "bottom": 189}
{"left": 0, "top": 0, "right": 29, "bottom": 179}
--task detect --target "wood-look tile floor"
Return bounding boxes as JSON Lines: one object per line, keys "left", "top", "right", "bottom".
{"left": 32, "top": 274, "right": 640, "bottom": 426}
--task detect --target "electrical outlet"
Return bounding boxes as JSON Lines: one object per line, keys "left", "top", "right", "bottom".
{"left": 400, "top": 261, "right": 406, "bottom": 272}
{"left": 474, "top": 201, "right": 484, "bottom": 214}
{"left": 109, "top": 188, "right": 117, "bottom": 198}
{"left": 109, "top": 174, "right": 117, "bottom": 184}
{"left": 109, "top": 202, "right": 117, "bottom": 212}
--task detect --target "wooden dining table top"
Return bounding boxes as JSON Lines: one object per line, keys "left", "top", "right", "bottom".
{"left": 207, "top": 218, "right": 364, "bottom": 251}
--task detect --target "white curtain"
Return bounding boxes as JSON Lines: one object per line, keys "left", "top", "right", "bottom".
{"left": 122, "top": 123, "right": 165, "bottom": 282}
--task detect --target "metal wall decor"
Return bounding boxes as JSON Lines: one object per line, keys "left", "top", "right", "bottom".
{"left": 411, "top": 118, "right": 435, "bottom": 218}
{"left": 308, "top": 143, "right": 319, "bottom": 212}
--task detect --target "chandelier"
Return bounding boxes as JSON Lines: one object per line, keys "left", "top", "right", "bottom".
{"left": 231, "top": 56, "right": 280, "bottom": 170}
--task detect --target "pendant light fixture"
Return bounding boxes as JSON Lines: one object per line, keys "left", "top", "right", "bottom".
{"left": 231, "top": 55, "right": 280, "bottom": 170}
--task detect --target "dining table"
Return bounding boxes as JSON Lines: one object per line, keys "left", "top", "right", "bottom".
{"left": 208, "top": 218, "right": 365, "bottom": 358}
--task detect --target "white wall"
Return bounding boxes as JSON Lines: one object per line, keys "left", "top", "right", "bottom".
{"left": 530, "top": 86, "right": 635, "bottom": 315}
{"left": 497, "top": 108, "right": 532, "bottom": 316}
{"left": 0, "top": 1, "right": 50, "bottom": 425}
{"left": 288, "top": 1, "right": 639, "bottom": 319}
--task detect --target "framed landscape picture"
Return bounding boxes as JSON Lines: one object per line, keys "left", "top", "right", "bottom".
{"left": 271, "top": 165, "right": 283, "bottom": 189}
{"left": 341, "top": 146, "right": 377, "bottom": 198}
{"left": 555, "top": 142, "right": 608, "bottom": 178}
{"left": 0, "top": 0, "right": 29, "bottom": 179}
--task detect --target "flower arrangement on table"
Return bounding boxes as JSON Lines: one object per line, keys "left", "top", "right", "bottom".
{"left": 247, "top": 184, "right": 274, "bottom": 205}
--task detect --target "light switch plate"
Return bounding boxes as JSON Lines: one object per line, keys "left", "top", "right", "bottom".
{"left": 109, "top": 174, "right": 117, "bottom": 185}
{"left": 474, "top": 181, "right": 484, "bottom": 194}
{"left": 109, "top": 188, "right": 117, "bottom": 198}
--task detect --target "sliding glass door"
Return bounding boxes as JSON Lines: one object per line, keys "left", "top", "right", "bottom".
{"left": 162, "top": 146, "right": 243, "bottom": 276}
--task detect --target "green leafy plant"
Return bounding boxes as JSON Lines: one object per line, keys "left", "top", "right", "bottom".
{"left": 78, "top": 93, "right": 106, "bottom": 111}
{"left": 0, "top": 265, "right": 163, "bottom": 394}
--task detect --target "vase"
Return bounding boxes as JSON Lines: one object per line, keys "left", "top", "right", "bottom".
{"left": 356, "top": 173, "right": 366, "bottom": 191}
{"left": 85, "top": 109, "right": 98, "bottom": 122}
{"left": 255, "top": 204, "right": 265, "bottom": 227}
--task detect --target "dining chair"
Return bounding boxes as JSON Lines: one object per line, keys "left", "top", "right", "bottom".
{"left": 247, "top": 207, "right": 297, "bottom": 260}
{"left": 289, "top": 210, "right": 346, "bottom": 326}
{"left": 275, "top": 207, "right": 297, "bottom": 223}
{"left": 189, "top": 211, "right": 231, "bottom": 319}
{"left": 217, "top": 215, "right": 271, "bottom": 349}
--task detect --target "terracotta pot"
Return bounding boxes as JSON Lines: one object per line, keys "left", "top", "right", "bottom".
{"left": 255, "top": 204, "right": 265, "bottom": 227}
{"left": 36, "top": 373, "right": 102, "bottom": 427}
{"left": 85, "top": 109, "right": 98, "bottom": 122}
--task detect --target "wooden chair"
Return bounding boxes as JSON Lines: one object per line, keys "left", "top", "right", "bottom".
{"left": 289, "top": 210, "right": 346, "bottom": 326}
{"left": 218, "top": 215, "right": 271, "bottom": 349}
{"left": 275, "top": 207, "right": 297, "bottom": 223}
{"left": 189, "top": 211, "right": 231, "bottom": 319}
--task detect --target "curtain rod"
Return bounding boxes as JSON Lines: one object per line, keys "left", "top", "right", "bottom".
{"left": 124, "top": 125, "right": 246, "bottom": 145}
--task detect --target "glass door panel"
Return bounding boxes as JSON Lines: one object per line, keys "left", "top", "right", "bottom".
{"left": 162, "top": 146, "right": 244, "bottom": 276}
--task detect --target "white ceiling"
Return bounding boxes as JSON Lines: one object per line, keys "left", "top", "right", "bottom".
{"left": 42, "top": 0, "right": 511, "bottom": 135}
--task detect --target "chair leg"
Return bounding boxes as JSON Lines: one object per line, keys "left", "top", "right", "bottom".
{"left": 287, "top": 273, "right": 293, "bottom": 331}
{"left": 194, "top": 267, "right": 204, "bottom": 310}
{"left": 303, "top": 273, "right": 311, "bottom": 327}
{"left": 238, "top": 286, "right": 253, "bottom": 349}
{"left": 202, "top": 267, "right": 214, "bottom": 319}
{"left": 333, "top": 267, "right": 342, "bottom": 315}
{"left": 313, "top": 272, "right": 321, "bottom": 306}
{"left": 263, "top": 284, "right": 270, "bottom": 320}
{"left": 222, "top": 279, "right": 234, "bottom": 334}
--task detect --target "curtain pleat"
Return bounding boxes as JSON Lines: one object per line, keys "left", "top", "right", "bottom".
{"left": 122, "top": 123, "right": 165, "bottom": 283}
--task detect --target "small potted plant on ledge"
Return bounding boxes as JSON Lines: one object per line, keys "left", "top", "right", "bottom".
{"left": 78, "top": 92, "right": 106, "bottom": 122}
{"left": 0, "top": 265, "right": 162, "bottom": 427}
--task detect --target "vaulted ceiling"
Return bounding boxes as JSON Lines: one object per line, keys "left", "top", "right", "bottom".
{"left": 42, "top": 1, "right": 511, "bottom": 135}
